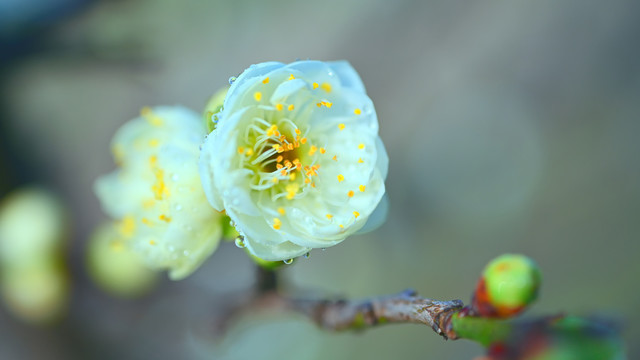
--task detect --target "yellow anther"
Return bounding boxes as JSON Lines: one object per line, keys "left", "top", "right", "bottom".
{"left": 295, "top": 128, "right": 301, "bottom": 135}
{"left": 237, "top": 146, "right": 245, "bottom": 154}
{"left": 276, "top": 103, "right": 283, "bottom": 111}
{"left": 338, "top": 123, "right": 345, "bottom": 130}
{"left": 272, "top": 177, "right": 279, "bottom": 183}
{"left": 254, "top": 91, "right": 262, "bottom": 101}
{"left": 278, "top": 207, "right": 286, "bottom": 215}
{"left": 353, "top": 211, "right": 360, "bottom": 218}
{"left": 149, "top": 240, "right": 157, "bottom": 245}
{"left": 149, "top": 139, "right": 159, "bottom": 147}
{"left": 337, "top": 174, "right": 344, "bottom": 182}
{"left": 316, "top": 102, "right": 322, "bottom": 107}
{"left": 288, "top": 104, "right": 295, "bottom": 111}
{"left": 358, "top": 143, "right": 365, "bottom": 149}
{"left": 280, "top": 170, "right": 288, "bottom": 176}
{"left": 272, "top": 144, "right": 281, "bottom": 150}
{"left": 354, "top": 108, "right": 362, "bottom": 115}
{"left": 325, "top": 102, "right": 333, "bottom": 108}
{"left": 358, "top": 158, "right": 364, "bottom": 163}
{"left": 321, "top": 82, "right": 332, "bottom": 92}
{"left": 308, "top": 145, "right": 318, "bottom": 156}
{"left": 347, "top": 190, "right": 354, "bottom": 197}
{"left": 326, "top": 214, "right": 333, "bottom": 220}
{"left": 288, "top": 74, "right": 295, "bottom": 80}
{"left": 142, "top": 218, "right": 152, "bottom": 226}
{"left": 118, "top": 215, "right": 136, "bottom": 238}
{"left": 276, "top": 164, "right": 284, "bottom": 170}
{"left": 312, "top": 82, "right": 319, "bottom": 89}
{"left": 300, "top": 137, "right": 307, "bottom": 144}
{"left": 311, "top": 182, "right": 316, "bottom": 188}
{"left": 276, "top": 155, "right": 284, "bottom": 162}
{"left": 263, "top": 77, "right": 270, "bottom": 84}
{"left": 304, "top": 178, "right": 311, "bottom": 184}
{"left": 332, "top": 155, "right": 338, "bottom": 161}
{"left": 319, "top": 147, "right": 326, "bottom": 154}
{"left": 285, "top": 183, "right": 299, "bottom": 200}
{"left": 273, "top": 218, "right": 282, "bottom": 230}
{"left": 359, "top": 185, "right": 366, "bottom": 192}
{"left": 245, "top": 148, "right": 254, "bottom": 156}
{"left": 288, "top": 143, "right": 294, "bottom": 150}
{"left": 289, "top": 173, "right": 296, "bottom": 181}
{"left": 159, "top": 214, "right": 171, "bottom": 222}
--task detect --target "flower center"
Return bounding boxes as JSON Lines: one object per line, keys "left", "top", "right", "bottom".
{"left": 236, "top": 111, "right": 324, "bottom": 202}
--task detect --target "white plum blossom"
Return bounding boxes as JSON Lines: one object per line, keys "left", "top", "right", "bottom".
{"left": 95, "top": 106, "right": 223, "bottom": 280}
{"left": 199, "top": 60, "right": 388, "bottom": 261}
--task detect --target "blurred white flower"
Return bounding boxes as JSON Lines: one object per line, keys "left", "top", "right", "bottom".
{"left": 0, "top": 187, "right": 69, "bottom": 324}
{"left": 199, "top": 60, "right": 388, "bottom": 261}
{"left": 95, "top": 106, "right": 223, "bottom": 280}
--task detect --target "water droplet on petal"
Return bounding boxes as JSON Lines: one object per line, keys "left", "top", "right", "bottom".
{"left": 303, "top": 252, "right": 310, "bottom": 259}
{"left": 228, "top": 76, "right": 237, "bottom": 85}
{"left": 283, "top": 258, "right": 294, "bottom": 265}
{"left": 234, "top": 236, "right": 246, "bottom": 248}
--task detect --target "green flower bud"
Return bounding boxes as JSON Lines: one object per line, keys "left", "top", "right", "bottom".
{"left": 87, "top": 223, "right": 158, "bottom": 298}
{"left": 472, "top": 254, "right": 541, "bottom": 318}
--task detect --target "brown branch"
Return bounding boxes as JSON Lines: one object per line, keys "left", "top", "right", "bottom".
{"left": 253, "top": 289, "right": 464, "bottom": 339}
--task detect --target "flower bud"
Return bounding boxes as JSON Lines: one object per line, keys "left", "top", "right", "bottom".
{"left": 472, "top": 254, "right": 541, "bottom": 318}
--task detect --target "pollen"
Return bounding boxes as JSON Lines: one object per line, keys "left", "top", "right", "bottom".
{"left": 337, "top": 174, "right": 344, "bottom": 182}
{"left": 278, "top": 207, "right": 286, "bottom": 215}
{"left": 319, "top": 147, "right": 326, "bottom": 154}
{"left": 159, "top": 214, "right": 171, "bottom": 222}
{"left": 358, "top": 143, "right": 365, "bottom": 149}
{"left": 321, "top": 82, "right": 332, "bottom": 92}
{"left": 312, "top": 82, "right": 319, "bottom": 89}
{"left": 295, "top": 128, "right": 301, "bottom": 135}
{"left": 358, "top": 158, "right": 364, "bottom": 163}
{"left": 254, "top": 92, "right": 262, "bottom": 101}
{"left": 308, "top": 146, "right": 318, "bottom": 156}
{"left": 288, "top": 104, "right": 295, "bottom": 111}
{"left": 359, "top": 185, "right": 366, "bottom": 192}
{"left": 142, "top": 218, "right": 152, "bottom": 226}
{"left": 273, "top": 218, "right": 282, "bottom": 230}
{"left": 276, "top": 103, "right": 283, "bottom": 111}
{"left": 286, "top": 183, "right": 299, "bottom": 200}
{"left": 326, "top": 214, "right": 333, "bottom": 220}
{"left": 118, "top": 215, "right": 136, "bottom": 238}
{"left": 347, "top": 190, "right": 354, "bottom": 197}
{"left": 300, "top": 137, "right": 307, "bottom": 144}
{"left": 289, "top": 173, "right": 296, "bottom": 181}
{"left": 237, "top": 146, "right": 245, "bottom": 154}
{"left": 353, "top": 211, "right": 360, "bottom": 218}
{"left": 262, "top": 77, "right": 270, "bottom": 84}
{"left": 332, "top": 155, "right": 338, "bottom": 161}
{"left": 245, "top": 148, "right": 254, "bottom": 156}
{"left": 338, "top": 123, "right": 345, "bottom": 130}
{"left": 354, "top": 108, "right": 362, "bottom": 115}
{"left": 149, "top": 240, "right": 157, "bottom": 245}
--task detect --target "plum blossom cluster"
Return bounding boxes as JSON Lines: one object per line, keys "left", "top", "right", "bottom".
{"left": 95, "top": 60, "right": 388, "bottom": 278}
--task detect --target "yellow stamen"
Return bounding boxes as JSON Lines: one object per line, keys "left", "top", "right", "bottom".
{"left": 276, "top": 103, "right": 283, "bottom": 111}
{"left": 149, "top": 240, "right": 157, "bottom": 245}
{"left": 319, "top": 147, "right": 326, "bottom": 154}
{"left": 288, "top": 74, "right": 295, "bottom": 80}
{"left": 332, "top": 155, "right": 338, "bottom": 161}
{"left": 321, "top": 82, "right": 332, "bottom": 92}
{"left": 142, "top": 218, "right": 152, "bottom": 226}
{"left": 300, "top": 137, "right": 307, "bottom": 144}
{"left": 353, "top": 211, "right": 360, "bottom": 218}
{"left": 278, "top": 207, "right": 286, "bottom": 215}
{"left": 347, "top": 190, "right": 354, "bottom": 197}
{"left": 159, "top": 214, "right": 171, "bottom": 222}
{"left": 237, "top": 146, "right": 245, "bottom": 154}
{"left": 358, "top": 158, "right": 364, "bottom": 163}
{"left": 263, "top": 77, "right": 270, "bottom": 84}
{"left": 312, "top": 82, "right": 319, "bottom": 89}
{"left": 326, "top": 214, "right": 333, "bottom": 220}
{"left": 358, "top": 143, "right": 365, "bottom": 149}
{"left": 273, "top": 218, "right": 282, "bottom": 230}
{"left": 359, "top": 185, "right": 366, "bottom": 192}
{"left": 254, "top": 92, "right": 262, "bottom": 101}
{"left": 337, "top": 174, "right": 344, "bottom": 182}
{"left": 308, "top": 145, "right": 318, "bottom": 156}
{"left": 338, "top": 123, "right": 345, "bottom": 130}
{"left": 354, "top": 108, "right": 362, "bottom": 115}
{"left": 245, "top": 148, "right": 254, "bottom": 156}
{"left": 288, "top": 104, "right": 295, "bottom": 111}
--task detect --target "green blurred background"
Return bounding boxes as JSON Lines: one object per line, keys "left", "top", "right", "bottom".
{"left": 1, "top": 0, "right": 638, "bottom": 359}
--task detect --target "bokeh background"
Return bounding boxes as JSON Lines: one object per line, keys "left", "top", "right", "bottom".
{"left": 1, "top": 0, "right": 639, "bottom": 359}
